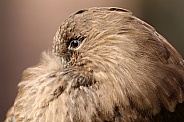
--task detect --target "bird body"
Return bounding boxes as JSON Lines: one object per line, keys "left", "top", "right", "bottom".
{"left": 5, "top": 7, "right": 184, "bottom": 122}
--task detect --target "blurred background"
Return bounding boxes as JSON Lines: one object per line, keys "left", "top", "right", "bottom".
{"left": 0, "top": 0, "right": 184, "bottom": 121}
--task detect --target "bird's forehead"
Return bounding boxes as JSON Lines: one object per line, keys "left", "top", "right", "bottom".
{"left": 61, "top": 8, "right": 131, "bottom": 38}
{"left": 62, "top": 7, "right": 131, "bottom": 33}
{"left": 53, "top": 7, "right": 132, "bottom": 55}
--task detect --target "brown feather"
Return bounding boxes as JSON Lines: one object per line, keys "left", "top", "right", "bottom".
{"left": 6, "top": 7, "right": 184, "bottom": 122}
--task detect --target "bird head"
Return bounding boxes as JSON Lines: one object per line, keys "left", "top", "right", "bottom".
{"left": 13, "top": 7, "right": 184, "bottom": 122}
{"left": 51, "top": 7, "right": 184, "bottom": 115}
{"left": 53, "top": 7, "right": 134, "bottom": 68}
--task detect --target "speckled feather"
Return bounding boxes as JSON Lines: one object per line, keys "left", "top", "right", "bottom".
{"left": 5, "top": 7, "right": 184, "bottom": 122}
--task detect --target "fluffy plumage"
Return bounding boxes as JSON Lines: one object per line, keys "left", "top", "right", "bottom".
{"left": 5, "top": 7, "right": 184, "bottom": 122}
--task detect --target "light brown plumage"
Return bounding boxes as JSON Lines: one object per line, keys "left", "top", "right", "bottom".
{"left": 5, "top": 7, "right": 184, "bottom": 122}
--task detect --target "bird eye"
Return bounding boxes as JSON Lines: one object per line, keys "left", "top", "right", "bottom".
{"left": 68, "top": 40, "right": 80, "bottom": 50}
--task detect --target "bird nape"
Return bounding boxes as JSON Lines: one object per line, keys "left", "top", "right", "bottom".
{"left": 5, "top": 7, "right": 184, "bottom": 122}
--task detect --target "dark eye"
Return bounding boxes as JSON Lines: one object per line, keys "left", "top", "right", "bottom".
{"left": 68, "top": 40, "right": 80, "bottom": 50}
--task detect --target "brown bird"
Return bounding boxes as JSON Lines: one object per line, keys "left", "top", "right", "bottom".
{"left": 5, "top": 7, "right": 184, "bottom": 122}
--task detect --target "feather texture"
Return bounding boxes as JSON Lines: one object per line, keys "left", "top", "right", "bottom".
{"left": 5, "top": 7, "right": 184, "bottom": 122}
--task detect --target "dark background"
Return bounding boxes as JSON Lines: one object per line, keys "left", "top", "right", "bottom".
{"left": 0, "top": 0, "right": 184, "bottom": 121}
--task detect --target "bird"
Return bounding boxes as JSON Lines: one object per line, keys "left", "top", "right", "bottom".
{"left": 5, "top": 7, "right": 184, "bottom": 122}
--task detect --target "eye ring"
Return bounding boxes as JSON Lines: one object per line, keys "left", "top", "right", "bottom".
{"left": 68, "top": 40, "right": 80, "bottom": 50}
